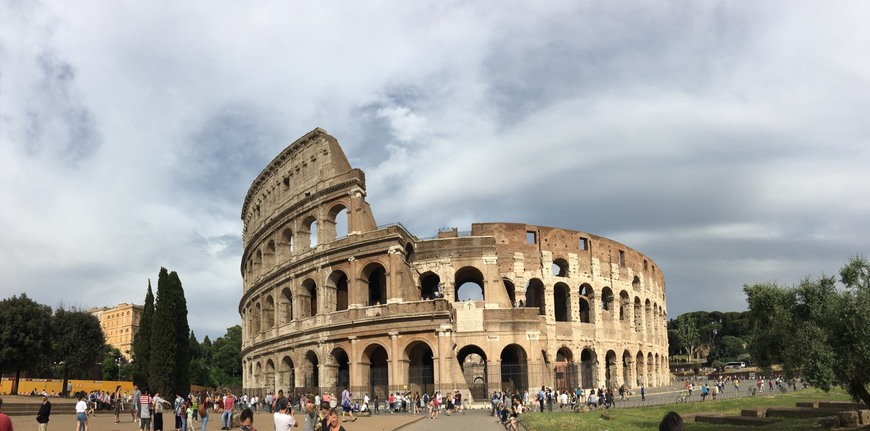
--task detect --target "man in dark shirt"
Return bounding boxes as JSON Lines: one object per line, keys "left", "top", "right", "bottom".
{"left": 36, "top": 395, "right": 52, "bottom": 431}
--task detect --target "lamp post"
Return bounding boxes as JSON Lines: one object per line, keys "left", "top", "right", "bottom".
{"left": 116, "top": 357, "right": 123, "bottom": 382}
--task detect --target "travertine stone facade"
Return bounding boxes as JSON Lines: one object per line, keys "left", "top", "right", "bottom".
{"left": 240, "top": 128, "right": 669, "bottom": 401}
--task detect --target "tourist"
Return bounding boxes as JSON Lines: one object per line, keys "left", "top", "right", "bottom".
{"left": 0, "top": 398, "right": 14, "bottom": 431}
{"left": 221, "top": 391, "right": 234, "bottom": 430}
{"left": 340, "top": 388, "right": 356, "bottom": 423}
{"left": 75, "top": 394, "right": 89, "bottom": 431}
{"left": 239, "top": 408, "right": 257, "bottom": 431}
{"left": 139, "top": 387, "right": 153, "bottom": 431}
{"left": 325, "top": 409, "right": 346, "bottom": 431}
{"left": 113, "top": 385, "right": 123, "bottom": 423}
{"left": 36, "top": 394, "right": 52, "bottom": 431}
{"left": 132, "top": 385, "right": 141, "bottom": 424}
{"left": 659, "top": 411, "right": 683, "bottom": 431}
{"left": 272, "top": 401, "right": 297, "bottom": 431}
{"left": 199, "top": 393, "right": 210, "bottom": 431}
{"left": 301, "top": 397, "right": 317, "bottom": 431}
{"left": 154, "top": 392, "right": 170, "bottom": 431}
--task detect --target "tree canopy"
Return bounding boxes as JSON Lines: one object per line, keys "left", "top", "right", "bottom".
{"left": 744, "top": 255, "right": 870, "bottom": 408}
{"left": 132, "top": 281, "right": 154, "bottom": 386}
{"left": 51, "top": 307, "right": 106, "bottom": 395}
{"left": 147, "top": 267, "right": 191, "bottom": 396}
{"left": 0, "top": 293, "right": 52, "bottom": 393}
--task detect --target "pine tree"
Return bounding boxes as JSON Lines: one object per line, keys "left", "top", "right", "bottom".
{"left": 149, "top": 267, "right": 177, "bottom": 396}
{"left": 132, "top": 280, "right": 155, "bottom": 386}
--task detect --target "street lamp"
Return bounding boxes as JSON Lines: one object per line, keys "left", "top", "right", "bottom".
{"left": 116, "top": 357, "right": 123, "bottom": 382}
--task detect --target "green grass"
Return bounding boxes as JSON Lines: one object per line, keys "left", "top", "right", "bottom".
{"left": 520, "top": 388, "right": 859, "bottom": 431}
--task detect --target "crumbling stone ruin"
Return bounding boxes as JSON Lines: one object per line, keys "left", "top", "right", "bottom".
{"left": 239, "top": 128, "right": 669, "bottom": 400}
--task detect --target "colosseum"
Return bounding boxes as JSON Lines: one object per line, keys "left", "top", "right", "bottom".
{"left": 239, "top": 128, "right": 669, "bottom": 402}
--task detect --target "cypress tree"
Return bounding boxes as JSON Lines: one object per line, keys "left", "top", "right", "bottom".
{"left": 132, "top": 280, "right": 155, "bottom": 386}
{"left": 171, "top": 271, "right": 191, "bottom": 395}
{"left": 149, "top": 267, "right": 177, "bottom": 396}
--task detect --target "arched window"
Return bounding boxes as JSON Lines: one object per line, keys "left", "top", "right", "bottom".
{"left": 363, "top": 263, "right": 387, "bottom": 306}
{"left": 552, "top": 258, "right": 569, "bottom": 277}
{"left": 525, "top": 279, "right": 545, "bottom": 315}
{"left": 420, "top": 272, "right": 440, "bottom": 300}
{"left": 455, "top": 266, "right": 484, "bottom": 301}
{"left": 554, "top": 283, "right": 569, "bottom": 322}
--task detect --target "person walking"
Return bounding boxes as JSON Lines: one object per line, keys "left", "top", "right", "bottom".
{"left": 75, "top": 394, "right": 89, "bottom": 431}
{"left": 113, "top": 386, "right": 123, "bottom": 423}
{"left": 36, "top": 394, "right": 52, "bottom": 431}
{"left": 340, "top": 389, "right": 356, "bottom": 423}
{"left": 221, "top": 391, "right": 235, "bottom": 430}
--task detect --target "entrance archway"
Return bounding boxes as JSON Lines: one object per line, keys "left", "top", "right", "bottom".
{"left": 407, "top": 342, "right": 434, "bottom": 395}
{"left": 500, "top": 344, "right": 528, "bottom": 392}
{"left": 457, "top": 345, "right": 488, "bottom": 400}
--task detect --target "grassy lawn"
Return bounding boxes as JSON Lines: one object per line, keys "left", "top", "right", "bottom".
{"left": 520, "top": 388, "right": 859, "bottom": 431}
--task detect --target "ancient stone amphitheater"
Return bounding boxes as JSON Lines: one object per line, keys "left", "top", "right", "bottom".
{"left": 240, "top": 128, "right": 669, "bottom": 401}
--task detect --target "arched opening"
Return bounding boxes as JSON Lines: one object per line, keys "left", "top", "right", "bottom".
{"left": 404, "top": 243, "right": 414, "bottom": 263}
{"left": 279, "top": 356, "right": 295, "bottom": 393}
{"left": 407, "top": 342, "right": 434, "bottom": 396}
{"left": 299, "top": 215, "right": 317, "bottom": 250}
{"left": 364, "top": 344, "right": 389, "bottom": 400}
{"left": 525, "top": 279, "right": 545, "bottom": 315}
{"left": 636, "top": 352, "right": 645, "bottom": 386}
{"left": 253, "top": 362, "right": 262, "bottom": 389}
{"left": 420, "top": 272, "right": 440, "bottom": 300}
{"left": 634, "top": 297, "right": 643, "bottom": 331}
{"left": 503, "top": 279, "right": 516, "bottom": 306}
{"left": 604, "top": 350, "right": 617, "bottom": 388}
{"left": 328, "top": 204, "right": 349, "bottom": 242}
{"left": 601, "top": 287, "right": 614, "bottom": 319}
{"left": 554, "top": 347, "right": 577, "bottom": 391}
{"left": 645, "top": 299, "right": 652, "bottom": 339}
{"left": 263, "top": 295, "right": 275, "bottom": 330}
{"left": 500, "top": 344, "right": 528, "bottom": 392}
{"left": 301, "top": 279, "right": 317, "bottom": 318}
{"left": 253, "top": 250, "right": 263, "bottom": 278}
{"left": 646, "top": 353, "right": 654, "bottom": 388}
{"left": 328, "top": 271, "right": 349, "bottom": 312}
{"left": 619, "top": 291, "right": 630, "bottom": 322}
{"left": 302, "top": 351, "right": 320, "bottom": 390}
{"left": 363, "top": 263, "right": 387, "bottom": 306}
{"left": 280, "top": 287, "right": 293, "bottom": 324}
{"left": 622, "top": 350, "right": 633, "bottom": 389}
{"left": 281, "top": 228, "right": 294, "bottom": 259}
{"left": 457, "top": 345, "right": 487, "bottom": 400}
{"left": 632, "top": 276, "right": 641, "bottom": 291}
{"left": 552, "top": 258, "right": 569, "bottom": 277}
{"left": 580, "top": 348, "right": 596, "bottom": 388}
{"left": 554, "top": 282, "right": 569, "bottom": 322}
{"left": 265, "top": 359, "right": 276, "bottom": 391}
{"left": 332, "top": 348, "right": 350, "bottom": 390}
{"left": 455, "top": 266, "right": 485, "bottom": 301}
{"left": 253, "top": 302, "right": 262, "bottom": 334}
{"left": 265, "top": 240, "right": 276, "bottom": 268}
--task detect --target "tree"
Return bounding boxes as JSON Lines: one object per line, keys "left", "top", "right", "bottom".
{"left": 745, "top": 255, "right": 870, "bottom": 408}
{"left": 210, "top": 325, "right": 242, "bottom": 387}
{"left": 132, "top": 280, "right": 155, "bottom": 386}
{"left": 149, "top": 268, "right": 191, "bottom": 396}
{"left": 675, "top": 315, "right": 701, "bottom": 361}
{"left": 51, "top": 307, "right": 106, "bottom": 395}
{"left": 0, "top": 293, "right": 52, "bottom": 394}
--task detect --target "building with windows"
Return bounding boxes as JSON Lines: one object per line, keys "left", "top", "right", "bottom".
{"left": 89, "top": 303, "right": 142, "bottom": 360}
{"left": 239, "top": 128, "right": 669, "bottom": 401}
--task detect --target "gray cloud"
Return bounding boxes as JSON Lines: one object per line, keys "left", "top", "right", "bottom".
{"left": 1, "top": 1, "right": 868, "bottom": 340}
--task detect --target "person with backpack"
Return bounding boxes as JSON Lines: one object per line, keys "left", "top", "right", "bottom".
{"left": 198, "top": 394, "right": 210, "bottom": 431}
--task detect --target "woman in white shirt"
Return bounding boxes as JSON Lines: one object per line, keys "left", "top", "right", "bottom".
{"left": 76, "top": 394, "right": 89, "bottom": 431}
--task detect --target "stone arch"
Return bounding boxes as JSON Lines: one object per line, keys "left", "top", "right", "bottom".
{"left": 645, "top": 299, "right": 652, "bottom": 338}
{"left": 404, "top": 243, "right": 414, "bottom": 263}
{"left": 632, "top": 276, "right": 641, "bottom": 291}
{"left": 327, "top": 270, "right": 349, "bottom": 312}
{"left": 263, "top": 295, "right": 275, "bottom": 330}
{"left": 580, "top": 348, "right": 596, "bottom": 388}
{"left": 525, "top": 279, "right": 545, "bottom": 315}
{"left": 601, "top": 286, "right": 614, "bottom": 322}
{"left": 279, "top": 356, "right": 295, "bottom": 392}
{"left": 265, "top": 240, "right": 276, "bottom": 268}
{"left": 362, "top": 262, "right": 387, "bottom": 306}
{"left": 300, "top": 278, "right": 317, "bottom": 318}
{"left": 362, "top": 343, "right": 389, "bottom": 400}
{"left": 265, "top": 358, "right": 276, "bottom": 391}
{"left": 406, "top": 341, "right": 435, "bottom": 395}
{"left": 554, "top": 282, "right": 570, "bottom": 322}
{"left": 579, "top": 283, "right": 593, "bottom": 323}
{"left": 634, "top": 297, "right": 642, "bottom": 331}
{"left": 622, "top": 350, "right": 633, "bottom": 389}
{"left": 457, "top": 345, "right": 488, "bottom": 401}
{"left": 322, "top": 203, "right": 348, "bottom": 243}
{"left": 654, "top": 353, "right": 660, "bottom": 386}
{"left": 299, "top": 214, "right": 317, "bottom": 250}
{"left": 552, "top": 258, "right": 569, "bottom": 277}
{"left": 455, "top": 266, "right": 485, "bottom": 301}
{"left": 604, "top": 350, "right": 618, "bottom": 388}
{"left": 254, "top": 249, "right": 263, "bottom": 278}
{"left": 280, "top": 287, "right": 293, "bottom": 324}
{"left": 253, "top": 361, "right": 262, "bottom": 389}
{"left": 420, "top": 271, "right": 440, "bottom": 300}
{"left": 500, "top": 344, "right": 529, "bottom": 392}
{"left": 636, "top": 351, "right": 645, "bottom": 386}
{"left": 619, "top": 290, "right": 630, "bottom": 322}
{"left": 280, "top": 227, "right": 294, "bottom": 260}
{"left": 301, "top": 350, "right": 320, "bottom": 389}
{"left": 555, "top": 346, "right": 577, "bottom": 391}
{"left": 646, "top": 352, "right": 654, "bottom": 388}
{"left": 503, "top": 278, "right": 516, "bottom": 305}
{"left": 253, "top": 302, "right": 262, "bottom": 334}
{"left": 330, "top": 347, "right": 351, "bottom": 390}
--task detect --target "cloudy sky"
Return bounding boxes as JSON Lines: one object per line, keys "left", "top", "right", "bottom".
{"left": 2, "top": 1, "right": 868, "bottom": 341}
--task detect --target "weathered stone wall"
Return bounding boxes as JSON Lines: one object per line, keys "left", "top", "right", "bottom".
{"left": 239, "top": 128, "right": 670, "bottom": 401}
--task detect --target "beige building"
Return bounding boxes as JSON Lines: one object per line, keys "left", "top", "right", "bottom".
{"left": 90, "top": 303, "right": 143, "bottom": 360}
{"left": 240, "top": 128, "right": 669, "bottom": 401}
